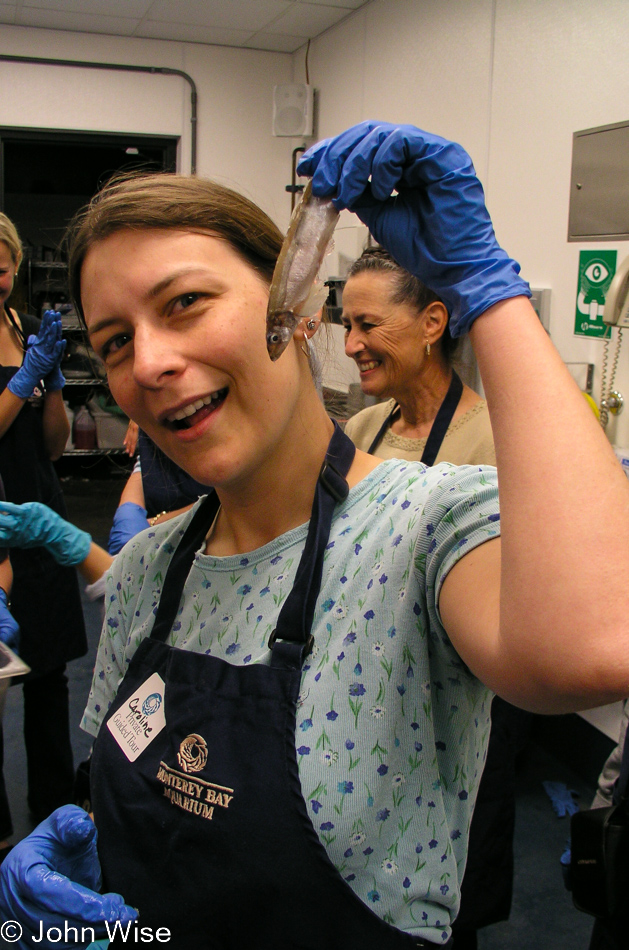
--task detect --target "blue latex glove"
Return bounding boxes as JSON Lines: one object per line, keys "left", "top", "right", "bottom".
{"left": 0, "top": 805, "right": 137, "bottom": 949}
{"left": 560, "top": 840, "right": 572, "bottom": 891}
{"left": 297, "top": 120, "right": 531, "bottom": 336}
{"left": 0, "top": 501, "right": 91, "bottom": 567}
{"left": 43, "top": 339, "right": 67, "bottom": 393}
{"left": 107, "top": 502, "right": 150, "bottom": 555}
{"left": 543, "top": 780, "right": 580, "bottom": 818}
{"left": 7, "top": 310, "right": 67, "bottom": 399}
{"left": 0, "top": 586, "right": 19, "bottom": 652}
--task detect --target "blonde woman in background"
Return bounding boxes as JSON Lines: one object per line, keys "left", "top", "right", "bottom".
{"left": 0, "top": 212, "right": 87, "bottom": 855}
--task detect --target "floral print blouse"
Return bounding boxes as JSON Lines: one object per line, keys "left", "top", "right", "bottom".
{"left": 82, "top": 459, "right": 500, "bottom": 944}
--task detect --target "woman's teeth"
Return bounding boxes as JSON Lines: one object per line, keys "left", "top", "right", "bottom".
{"left": 359, "top": 360, "right": 380, "bottom": 373}
{"left": 167, "top": 390, "right": 226, "bottom": 428}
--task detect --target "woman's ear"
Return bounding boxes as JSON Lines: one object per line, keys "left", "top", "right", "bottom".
{"left": 424, "top": 302, "right": 449, "bottom": 345}
{"left": 294, "top": 309, "right": 323, "bottom": 341}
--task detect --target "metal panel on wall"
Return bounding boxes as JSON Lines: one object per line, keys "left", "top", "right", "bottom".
{"left": 569, "top": 121, "right": 629, "bottom": 242}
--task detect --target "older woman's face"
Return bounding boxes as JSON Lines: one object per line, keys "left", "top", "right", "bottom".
{"left": 342, "top": 270, "right": 429, "bottom": 400}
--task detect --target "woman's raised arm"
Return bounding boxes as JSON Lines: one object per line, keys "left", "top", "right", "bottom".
{"left": 299, "top": 121, "right": 629, "bottom": 711}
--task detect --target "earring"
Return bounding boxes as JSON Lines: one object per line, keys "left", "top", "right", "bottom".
{"left": 306, "top": 318, "right": 316, "bottom": 331}
{"left": 425, "top": 343, "right": 431, "bottom": 357}
{"left": 301, "top": 335, "right": 311, "bottom": 357}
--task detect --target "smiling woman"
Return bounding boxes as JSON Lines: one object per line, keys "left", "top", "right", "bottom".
{"left": 343, "top": 247, "right": 495, "bottom": 468}
{"left": 3, "top": 123, "right": 629, "bottom": 950}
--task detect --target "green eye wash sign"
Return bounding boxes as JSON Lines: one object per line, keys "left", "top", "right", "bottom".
{"left": 574, "top": 249, "right": 616, "bottom": 339}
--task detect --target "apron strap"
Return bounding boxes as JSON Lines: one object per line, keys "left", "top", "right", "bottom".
{"left": 421, "top": 370, "right": 463, "bottom": 466}
{"left": 270, "top": 421, "right": 355, "bottom": 657}
{"left": 366, "top": 402, "right": 398, "bottom": 456}
{"left": 150, "top": 491, "right": 221, "bottom": 643}
{"left": 365, "top": 370, "right": 463, "bottom": 466}
{"left": 149, "top": 422, "right": 356, "bottom": 660}
{"left": 615, "top": 720, "right": 629, "bottom": 807}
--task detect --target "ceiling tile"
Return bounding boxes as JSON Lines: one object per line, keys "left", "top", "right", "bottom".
{"left": 137, "top": 20, "right": 255, "bottom": 46}
{"left": 146, "top": 0, "right": 292, "bottom": 32}
{"left": 244, "top": 31, "right": 307, "bottom": 52}
{"left": 268, "top": 1, "right": 348, "bottom": 36}
{"left": 17, "top": 7, "right": 139, "bottom": 32}
{"left": 0, "top": 4, "right": 17, "bottom": 24}
{"left": 1, "top": 0, "right": 373, "bottom": 48}
{"left": 24, "top": 0, "right": 152, "bottom": 15}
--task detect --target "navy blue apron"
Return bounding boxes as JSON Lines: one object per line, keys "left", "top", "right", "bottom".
{"left": 367, "top": 370, "right": 463, "bottom": 463}
{"left": 91, "top": 423, "right": 451, "bottom": 949}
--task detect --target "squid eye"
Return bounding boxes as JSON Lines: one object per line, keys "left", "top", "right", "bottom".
{"left": 584, "top": 261, "right": 610, "bottom": 284}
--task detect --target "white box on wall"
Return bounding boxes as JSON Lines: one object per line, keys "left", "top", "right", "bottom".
{"left": 272, "top": 83, "right": 314, "bottom": 137}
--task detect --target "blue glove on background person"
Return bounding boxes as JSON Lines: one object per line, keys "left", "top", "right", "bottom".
{"left": 107, "top": 502, "right": 150, "bottom": 555}
{"left": 0, "top": 587, "right": 19, "bottom": 652}
{"left": 0, "top": 805, "right": 137, "bottom": 949}
{"left": 542, "top": 780, "right": 580, "bottom": 818}
{"left": 0, "top": 501, "right": 91, "bottom": 567}
{"left": 297, "top": 120, "right": 531, "bottom": 336}
{"left": 7, "top": 310, "right": 67, "bottom": 399}
{"left": 42, "top": 318, "right": 67, "bottom": 393}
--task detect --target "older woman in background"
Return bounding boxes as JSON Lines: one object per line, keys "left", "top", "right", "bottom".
{"left": 342, "top": 247, "right": 494, "bottom": 467}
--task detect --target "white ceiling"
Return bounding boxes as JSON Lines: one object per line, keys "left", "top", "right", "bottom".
{"left": 0, "top": 0, "right": 371, "bottom": 52}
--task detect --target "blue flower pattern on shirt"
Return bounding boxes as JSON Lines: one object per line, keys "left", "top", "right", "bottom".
{"left": 82, "top": 460, "right": 499, "bottom": 944}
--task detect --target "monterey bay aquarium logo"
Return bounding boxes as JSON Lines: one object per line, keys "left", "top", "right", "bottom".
{"left": 157, "top": 733, "right": 235, "bottom": 821}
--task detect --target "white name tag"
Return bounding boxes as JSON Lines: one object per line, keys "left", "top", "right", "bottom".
{"left": 107, "top": 673, "right": 167, "bottom": 762}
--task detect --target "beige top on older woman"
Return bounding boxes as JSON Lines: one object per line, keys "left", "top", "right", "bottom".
{"left": 344, "top": 397, "right": 496, "bottom": 466}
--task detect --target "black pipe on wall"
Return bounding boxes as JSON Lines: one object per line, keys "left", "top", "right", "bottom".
{"left": 0, "top": 53, "right": 198, "bottom": 175}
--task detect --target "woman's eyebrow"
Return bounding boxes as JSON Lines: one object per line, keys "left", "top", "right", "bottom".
{"left": 148, "top": 266, "right": 214, "bottom": 299}
{"left": 88, "top": 267, "right": 219, "bottom": 336}
{"left": 87, "top": 315, "right": 119, "bottom": 338}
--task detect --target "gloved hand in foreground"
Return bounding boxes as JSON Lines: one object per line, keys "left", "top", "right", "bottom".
{"left": 7, "top": 310, "right": 67, "bottom": 399}
{"left": 108, "top": 502, "right": 150, "bottom": 555}
{"left": 0, "top": 501, "right": 92, "bottom": 567}
{"left": 297, "top": 120, "right": 531, "bottom": 336}
{"left": 0, "top": 586, "right": 19, "bottom": 652}
{"left": 0, "top": 805, "right": 137, "bottom": 948}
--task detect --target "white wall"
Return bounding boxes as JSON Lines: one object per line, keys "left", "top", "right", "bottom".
{"left": 293, "top": 0, "right": 629, "bottom": 447}
{"left": 0, "top": 23, "right": 296, "bottom": 230}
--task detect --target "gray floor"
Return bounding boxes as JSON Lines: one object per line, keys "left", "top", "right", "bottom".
{"left": 2, "top": 479, "right": 602, "bottom": 948}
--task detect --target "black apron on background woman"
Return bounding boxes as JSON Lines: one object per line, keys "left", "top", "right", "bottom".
{"left": 367, "top": 370, "right": 463, "bottom": 463}
{"left": 91, "top": 424, "right": 451, "bottom": 949}
{"left": 0, "top": 308, "right": 86, "bottom": 825}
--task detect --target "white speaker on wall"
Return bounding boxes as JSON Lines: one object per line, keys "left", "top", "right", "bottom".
{"left": 272, "top": 83, "right": 314, "bottom": 137}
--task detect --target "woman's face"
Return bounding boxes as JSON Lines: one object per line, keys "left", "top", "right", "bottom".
{"left": 0, "top": 243, "right": 18, "bottom": 309}
{"left": 82, "top": 229, "right": 305, "bottom": 489}
{"left": 341, "top": 271, "right": 429, "bottom": 400}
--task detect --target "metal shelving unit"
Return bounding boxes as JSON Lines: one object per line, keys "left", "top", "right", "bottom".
{"left": 25, "top": 261, "right": 127, "bottom": 460}
{"left": 63, "top": 448, "right": 127, "bottom": 456}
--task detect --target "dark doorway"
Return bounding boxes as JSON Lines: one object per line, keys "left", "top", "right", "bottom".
{"left": 0, "top": 127, "right": 178, "bottom": 312}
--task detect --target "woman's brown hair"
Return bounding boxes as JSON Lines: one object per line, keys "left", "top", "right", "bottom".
{"left": 66, "top": 173, "right": 284, "bottom": 322}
